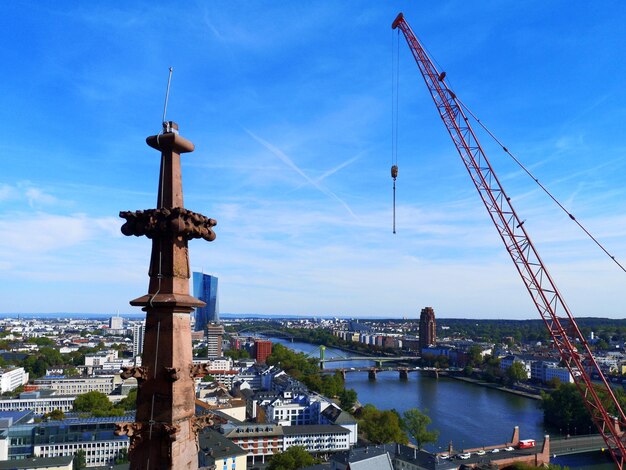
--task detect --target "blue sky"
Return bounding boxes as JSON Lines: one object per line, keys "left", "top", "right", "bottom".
{"left": 2, "top": 2, "right": 626, "bottom": 319}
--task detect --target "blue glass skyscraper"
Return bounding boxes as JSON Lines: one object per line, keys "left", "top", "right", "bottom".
{"left": 193, "top": 272, "right": 219, "bottom": 331}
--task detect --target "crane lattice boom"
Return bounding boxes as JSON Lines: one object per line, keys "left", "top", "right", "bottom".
{"left": 391, "top": 12, "right": 626, "bottom": 468}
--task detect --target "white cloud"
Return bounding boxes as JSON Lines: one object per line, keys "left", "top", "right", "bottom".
{"left": 25, "top": 187, "right": 57, "bottom": 207}
{"left": 0, "top": 183, "right": 63, "bottom": 208}
{"left": 0, "top": 212, "right": 119, "bottom": 258}
{"left": 0, "top": 184, "right": 17, "bottom": 201}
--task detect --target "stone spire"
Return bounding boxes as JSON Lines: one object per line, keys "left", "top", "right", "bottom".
{"left": 117, "top": 121, "right": 217, "bottom": 469}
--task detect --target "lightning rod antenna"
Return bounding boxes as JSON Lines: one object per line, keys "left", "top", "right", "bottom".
{"left": 162, "top": 67, "right": 174, "bottom": 131}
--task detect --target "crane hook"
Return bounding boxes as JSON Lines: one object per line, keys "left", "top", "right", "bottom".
{"left": 391, "top": 165, "right": 398, "bottom": 234}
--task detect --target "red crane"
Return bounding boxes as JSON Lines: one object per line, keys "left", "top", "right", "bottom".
{"left": 392, "top": 12, "right": 626, "bottom": 468}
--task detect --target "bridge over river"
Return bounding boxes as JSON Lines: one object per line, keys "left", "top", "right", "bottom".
{"left": 320, "top": 366, "right": 447, "bottom": 380}
{"left": 550, "top": 434, "right": 608, "bottom": 457}
{"left": 320, "top": 355, "right": 420, "bottom": 368}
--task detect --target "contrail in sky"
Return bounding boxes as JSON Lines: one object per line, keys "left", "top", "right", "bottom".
{"left": 245, "top": 129, "right": 359, "bottom": 220}
{"left": 292, "top": 153, "right": 362, "bottom": 191}
{"left": 316, "top": 154, "right": 361, "bottom": 183}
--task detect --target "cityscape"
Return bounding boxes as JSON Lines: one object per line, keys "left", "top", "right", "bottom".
{"left": 3, "top": 3, "right": 626, "bottom": 470}
{"left": 2, "top": 307, "right": 625, "bottom": 469}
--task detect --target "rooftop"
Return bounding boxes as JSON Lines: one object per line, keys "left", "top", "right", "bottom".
{"left": 0, "top": 456, "right": 73, "bottom": 470}
{"left": 283, "top": 424, "right": 350, "bottom": 435}
{"left": 332, "top": 444, "right": 445, "bottom": 470}
{"left": 321, "top": 404, "right": 357, "bottom": 425}
{"left": 0, "top": 410, "right": 34, "bottom": 428}
{"left": 199, "top": 428, "right": 247, "bottom": 461}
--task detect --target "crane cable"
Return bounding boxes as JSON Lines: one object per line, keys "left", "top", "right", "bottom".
{"left": 391, "top": 30, "right": 400, "bottom": 234}
{"left": 450, "top": 94, "right": 626, "bottom": 274}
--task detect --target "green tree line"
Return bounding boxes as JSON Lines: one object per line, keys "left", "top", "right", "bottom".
{"left": 541, "top": 382, "right": 626, "bottom": 434}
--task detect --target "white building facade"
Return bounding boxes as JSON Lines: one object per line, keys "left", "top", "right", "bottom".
{"left": 34, "top": 376, "right": 121, "bottom": 395}
{"left": 0, "top": 395, "right": 76, "bottom": 414}
{"left": 132, "top": 322, "right": 145, "bottom": 357}
{"left": 0, "top": 368, "right": 29, "bottom": 393}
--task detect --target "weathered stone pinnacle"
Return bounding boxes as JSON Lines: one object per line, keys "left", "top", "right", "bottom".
{"left": 118, "top": 121, "right": 216, "bottom": 470}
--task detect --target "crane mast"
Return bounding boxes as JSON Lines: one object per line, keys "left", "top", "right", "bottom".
{"left": 392, "top": 12, "right": 626, "bottom": 468}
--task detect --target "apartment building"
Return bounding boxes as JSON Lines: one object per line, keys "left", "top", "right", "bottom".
{"left": 0, "top": 368, "right": 29, "bottom": 393}
{"left": 33, "top": 375, "right": 121, "bottom": 396}
{"left": 283, "top": 425, "right": 350, "bottom": 453}
{"left": 222, "top": 422, "right": 350, "bottom": 466}
{"left": 0, "top": 392, "right": 75, "bottom": 414}
{"left": 1, "top": 414, "right": 130, "bottom": 467}
{"left": 265, "top": 391, "right": 322, "bottom": 426}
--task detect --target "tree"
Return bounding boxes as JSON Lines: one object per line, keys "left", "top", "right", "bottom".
{"left": 73, "top": 391, "right": 124, "bottom": 417}
{"left": 467, "top": 345, "right": 483, "bottom": 367}
{"left": 506, "top": 362, "right": 528, "bottom": 384}
{"left": 546, "top": 377, "right": 561, "bottom": 389}
{"left": 39, "top": 347, "right": 64, "bottom": 365}
{"left": 267, "top": 445, "right": 319, "bottom": 470}
{"left": 114, "top": 448, "right": 129, "bottom": 464}
{"left": 225, "top": 349, "right": 250, "bottom": 360}
{"left": 265, "top": 343, "right": 319, "bottom": 381}
{"left": 506, "top": 463, "right": 570, "bottom": 470}
{"left": 540, "top": 383, "right": 590, "bottom": 431}
{"left": 28, "top": 337, "right": 55, "bottom": 347}
{"left": 118, "top": 388, "right": 137, "bottom": 411}
{"left": 433, "top": 355, "right": 449, "bottom": 369}
{"left": 483, "top": 355, "right": 503, "bottom": 382}
{"left": 541, "top": 382, "right": 626, "bottom": 434}
{"left": 596, "top": 339, "right": 610, "bottom": 351}
{"left": 339, "top": 388, "right": 358, "bottom": 411}
{"left": 2, "top": 385, "right": 24, "bottom": 398}
{"left": 23, "top": 356, "right": 49, "bottom": 378}
{"left": 357, "top": 404, "right": 408, "bottom": 445}
{"left": 319, "top": 373, "right": 344, "bottom": 397}
{"left": 302, "top": 373, "right": 323, "bottom": 392}
{"left": 74, "top": 450, "right": 86, "bottom": 470}
{"left": 401, "top": 408, "right": 439, "bottom": 450}
{"left": 21, "top": 346, "right": 64, "bottom": 379}
{"left": 42, "top": 409, "right": 65, "bottom": 421}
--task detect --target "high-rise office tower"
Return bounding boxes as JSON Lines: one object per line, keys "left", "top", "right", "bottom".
{"left": 253, "top": 340, "right": 272, "bottom": 364}
{"left": 109, "top": 315, "right": 124, "bottom": 330}
{"left": 419, "top": 306, "right": 436, "bottom": 352}
{"left": 193, "top": 273, "right": 219, "bottom": 332}
{"left": 132, "top": 322, "right": 145, "bottom": 357}
{"left": 206, "top": 323, "right": 224, "bottom": 358}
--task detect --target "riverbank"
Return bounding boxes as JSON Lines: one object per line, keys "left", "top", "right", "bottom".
{"left": 269, "top": 334, "right": 543, "bottom": 402}
{"left": 287, "top": 335, "right": 391, "bottom": 359}
{"left": 449, "top": 375, "right": 542, "bottom": 400}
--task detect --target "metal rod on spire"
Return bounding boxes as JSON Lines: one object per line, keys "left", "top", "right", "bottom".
{"left": 162, "top": 67, "right": 174, "bottom": 129}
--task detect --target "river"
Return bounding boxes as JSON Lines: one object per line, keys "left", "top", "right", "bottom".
{"left": 269, "top": 337, "right": 614, "bottom": 468}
